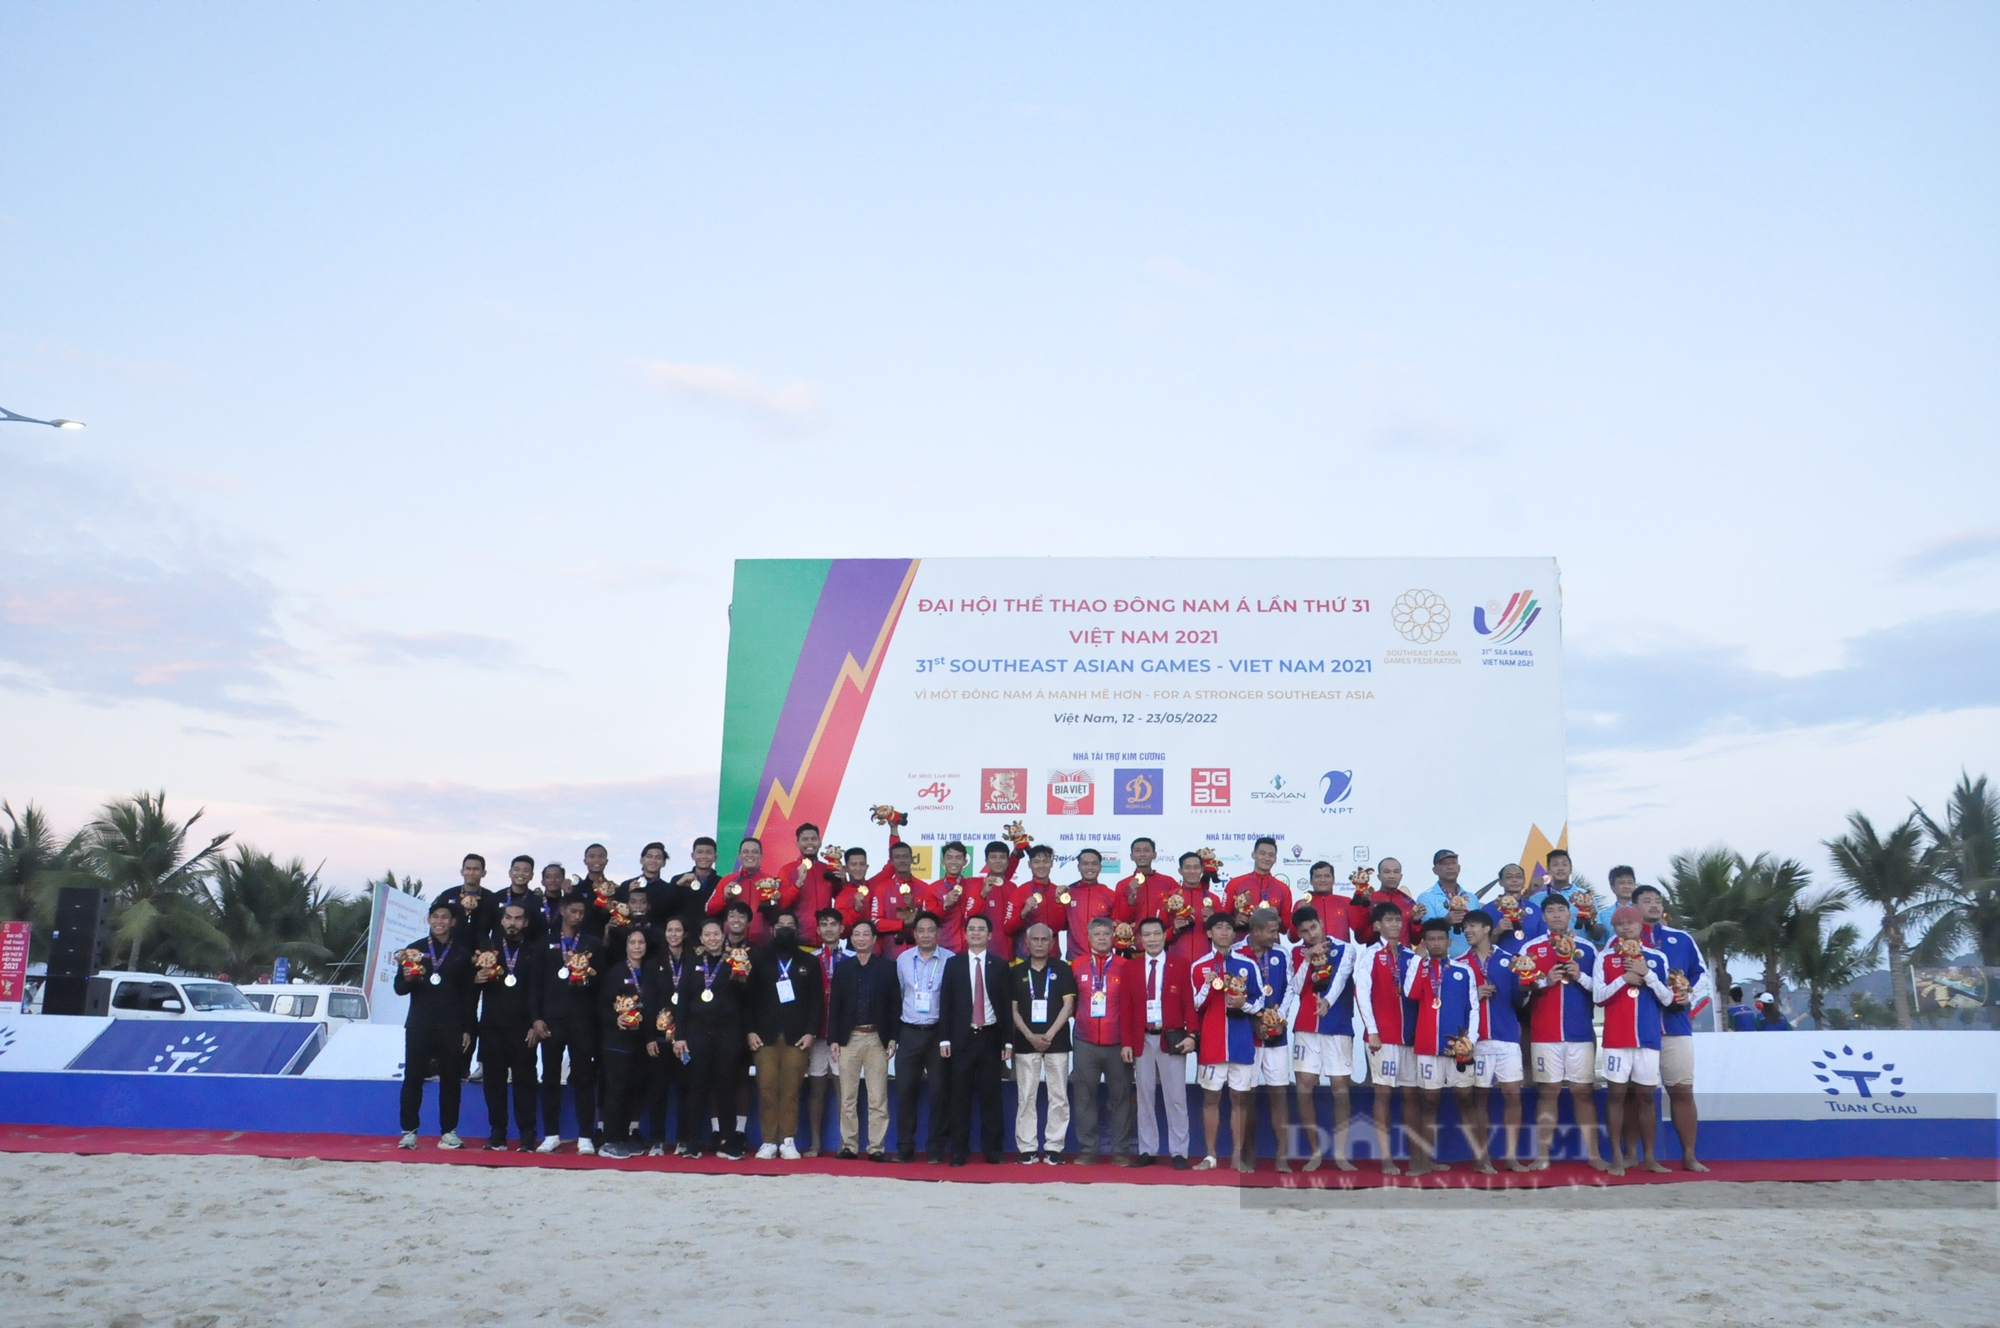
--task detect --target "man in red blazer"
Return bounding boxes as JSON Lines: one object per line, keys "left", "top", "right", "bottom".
{"left": 1130, "top": 916, "right": 1197, "bottom": 1168}
{"left": 1068, "top": 916, "right": 1144, "bottom": 1165}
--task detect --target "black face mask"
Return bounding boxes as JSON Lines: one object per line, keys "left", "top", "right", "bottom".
{"left": 773, "top": 927, "right": 799, "bottom": 950}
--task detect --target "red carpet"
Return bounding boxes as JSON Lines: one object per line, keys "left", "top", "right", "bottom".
{"left": 1, "top": 1125, "right": 1992, "bottom": 1187}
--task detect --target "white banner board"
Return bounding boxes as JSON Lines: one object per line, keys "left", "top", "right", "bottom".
{"left": 363, "top": 883, "right": 431, "bottom": 1027}
{"left": 0, "top": 1015, "right": 115, "bottom": 1071}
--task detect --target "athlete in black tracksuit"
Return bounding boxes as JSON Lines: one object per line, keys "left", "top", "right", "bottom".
{"left": 475, "top": 906, "right": 543, "bottom": 1149}
{"left": 596, "top": 928, "right": 670, "bottom": 1158}
{"left": 672, "top": 924, "right": 752, "bottom": 1156}
{"left": 396, "top": 902, "right": 472, "bottom": 1140}
{"left": 535, "top": 896, "right": 602, "bottom": 1149}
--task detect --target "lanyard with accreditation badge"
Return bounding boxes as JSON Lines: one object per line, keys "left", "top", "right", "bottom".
{"left": 911, "top": 951, "right": 941, "bottom": 1016}
{"left": 1087, "top": 955, "right": 1109, "bottom": 1019}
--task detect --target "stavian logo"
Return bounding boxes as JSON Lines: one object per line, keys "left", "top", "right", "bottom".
{"left": 1474, "top": 590, "right": 1542, "bottom": 644}
{"left": 1250, "top": 773, "right": 1306, "bottom": 803}
{"left": 1047, "top": 769, "right": 1096, "bottom": 816}
{"left": 980, "top": 768, "right": 1028, "bottom": 815}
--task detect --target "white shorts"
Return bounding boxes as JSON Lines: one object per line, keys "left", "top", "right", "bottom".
{"left": 1659, "top": 1035, "right": 1694, "bottom": 1087}
{"left": 1366, "top": 1042, "right": 1418, "bottom": 1087}
{"left": 807, "top": 1039, "right": 833, "bottom": 1078}
{"left": 1198, "top": 1061, "right": 1258, "bottom": 1093}
{"left": 1415, "top": 1053, "right": 1474, "bottom": 1090}
{"left": 1292, "top": 1032, "right": 1354, "bottom": 1080}
{"left": 1256, "top": 1044, "right": 1294, "bottom": 1087}
{"left": 1531, "top": 1041, "right": 1595, "bottom": 1085}
{"left": 1603, "top": 1046, "right": 1661, "bottom": 1087}
{"left": 1474, "top": 1040, "right": 1524, "bottom": 1087}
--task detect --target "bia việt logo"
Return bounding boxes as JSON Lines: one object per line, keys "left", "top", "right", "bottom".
{"left": 1047, "top": 769, "right": 1095, "bottom": 816}
{"left": 1473, "top": 590, "right": 1542, "bottom": 644}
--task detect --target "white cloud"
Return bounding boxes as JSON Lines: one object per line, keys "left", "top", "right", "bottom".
{"left": 642, "top": 360, "right": 821, "bottom": 433}
{"left": 1897, "top": 529, "right": 2000, "bottom": 578}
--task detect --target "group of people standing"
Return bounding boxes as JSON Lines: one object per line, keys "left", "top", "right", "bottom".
{"left": 392, "top": 816, "right": 1712, "bottom": 1176}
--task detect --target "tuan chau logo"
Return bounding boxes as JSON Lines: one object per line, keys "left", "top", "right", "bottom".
{"left": 1814, "top": 1045, "right": 1906, "bottom": 1100}
{"left": 1047, "top": 769, "right": 1096, "bottom": 816}
{"left": 149, "top": 1031, "right": 222, "bottom": 1074}
{"left": 1474, "top": 590, "right": 1542, "bottom": 644}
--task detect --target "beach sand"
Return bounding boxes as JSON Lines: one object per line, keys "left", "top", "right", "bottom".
{"left": 3, "top": 1153, "right": 1995, "bottom": 1327}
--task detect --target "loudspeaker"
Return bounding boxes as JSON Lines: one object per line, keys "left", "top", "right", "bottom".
{"left": 44, "top": 887, "right": 107, "bottom": 1016}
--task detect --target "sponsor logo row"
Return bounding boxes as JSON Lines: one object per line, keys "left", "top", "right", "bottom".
{"left": 908, "top": 767, "right": 1362, "bottom": 817}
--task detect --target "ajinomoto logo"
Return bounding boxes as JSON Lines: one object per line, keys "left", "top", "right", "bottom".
{"left": 1112, "top": 768, "right": 1163, "bottom": 815}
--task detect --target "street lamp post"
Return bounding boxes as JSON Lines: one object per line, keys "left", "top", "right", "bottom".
{"left": 1, "top": 406, "right": 85, "bottom": 429}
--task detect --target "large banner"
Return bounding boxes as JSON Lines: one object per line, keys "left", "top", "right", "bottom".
{"left": 362, "top": 882, "right": 431, "bottom": 1027}
{"left": 718, "top": 558, "right": 1567, "bottom": 891}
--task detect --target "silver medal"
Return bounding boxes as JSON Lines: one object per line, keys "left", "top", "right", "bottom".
{"left": 503, "top": 975, "right": 517, "bottom": 987}
{"left": 429, "top": 973, "right": 441, "bottom": 986}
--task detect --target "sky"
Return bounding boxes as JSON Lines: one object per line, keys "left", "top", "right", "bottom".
{"left": 4, "top": 4, "right": 1997, "bottom": 905}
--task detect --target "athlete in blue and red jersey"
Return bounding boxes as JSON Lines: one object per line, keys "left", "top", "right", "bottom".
{"left": 1461, "top": 908, "right": 1530, "bottom": 1171}
{"left": 1403, "top": 918, "right": 1488, "bottom": 1175}
{"left": 1633, "top": 883, "right": 1709, "bottom": 1172}
{"left": 1288, "top": 903, "right": 1357, "bottom": 1172}
{"left": 1593, "top": 905, "right": 1676, "bottom": 1177}
{"left": 1190, "top": 913, "right": 1260, "bottom": 1173}
{"left": 1519, "top": 893, "right": 1606, "bottom": 1171}
{"left": 1352, "top": 900, "right": 1416, "bottom": 1174}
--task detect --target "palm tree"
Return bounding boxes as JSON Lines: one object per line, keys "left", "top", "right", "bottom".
{"left": 209, "top": 847, "right": 333, "bottom": 981}
{"left": 318, "top": 892, "right": 375, "bottom": 984}
{"left": 87, "top": 792, "right": 231, "bottom": 972}
{"left": 366, "top": 869, "right": 425, "bottom": 897}
{"left": 1660, "top": 846, "right": 1746, "bottom": 1030}
{"left": 1783, "top": 918, "right": 1874, "bottom": 1029}
{"left": 1734, "top": 854, "right": 1842, "bottom": 1003}
{"left": 1826, "top": 811, "right": 1933, "bottom": 1030}
{"left": 1911, "top": 773, "right": 2000, "bottom": 966}
{"left": 1, "top": 801, "right": 85, "bottom": 933}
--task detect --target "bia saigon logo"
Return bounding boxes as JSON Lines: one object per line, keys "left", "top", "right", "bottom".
{"left": 980, "top": 768, "right": 1027, "bottom": 815}
{"left": 1047, "top": 769, "right": 1096, "bottom": 816}
{"left": 1813, "top": 1045, "right": 1906, "bottom": 1101}
{"left": 1473, "top": 590, "right": 1542, "bottom": 644}
{"left": 1113, "top": 768, "right": 1163, "bottom": 815}
{"left": 1391, "top": 590, "right": 1450, "bottom": 644}
{"left": 1319, "top": 770, "right": 1355, "bottom": 815}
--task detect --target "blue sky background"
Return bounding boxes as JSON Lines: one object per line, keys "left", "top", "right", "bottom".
{"left": 4, "top": 4, "right": 1997, "bottom": 896}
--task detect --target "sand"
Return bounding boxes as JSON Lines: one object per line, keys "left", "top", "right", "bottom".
{"left": 3, "top": 1153, "right": 1995, "bottom": 1327}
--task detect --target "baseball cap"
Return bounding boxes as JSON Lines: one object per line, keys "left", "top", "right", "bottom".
{"left": 1755, "top": 992, "right": 1776, "bottom": 1007}
{"left": 1432, "top": 849, "right": 1458, "bottom": 865}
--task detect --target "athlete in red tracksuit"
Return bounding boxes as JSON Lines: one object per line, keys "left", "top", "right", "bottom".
{"left": 1063, "top": 849, "right": 1127, "bottom": 958}
{"left": 706, "top": 839, "right": 796, "bottom": 947}
{"left": 767, "top": 824, "right": 842, "bottom": 947}
{"left": 1225, "top": 852, "right": 1294, "bottom": 932}
{"left": 1126, "top": 855, "right": 1214, "bottom": 969}
{"left": 930, "top": 840, "right": 1001, "bottom": 954}
{"left": 1004, "top": 846, "right": 1067, "bottom": 954}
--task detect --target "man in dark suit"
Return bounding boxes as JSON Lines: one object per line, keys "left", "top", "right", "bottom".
{"left": 937, "top": 914, "right": 1013, "bottom": 1165}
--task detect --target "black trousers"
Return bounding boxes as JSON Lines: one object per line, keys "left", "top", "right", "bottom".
{"left": 400, "top": 1023, "right": 464, "bottom": 1133}
{"left": 539, "top": 1014, "right": 597, "bottom": 1142}
{"left": 479, "top": 1022, "right": 538, "bottom": 1142}
{"left": 646, "top": 1046, "right": 683, "bottom": 1144}
{"left": 894, "top": 1022, "right": 947, "bottom": 1155}
{"left": 600, "top": 1041, "right": 649, "bottom": 1143}
{"left": 948, "top": 1026, "right": 1007, "bottom": 1158}
{"left": 680, "top": 1029, "right": 741, "bottom": 1149}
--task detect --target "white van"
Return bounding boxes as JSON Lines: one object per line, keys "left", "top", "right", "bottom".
{"left": 237, "top": 983, "right": 370, "bottom": 1033}
{"left": 84, "top": 971, "right": 290, "bottom": 1022}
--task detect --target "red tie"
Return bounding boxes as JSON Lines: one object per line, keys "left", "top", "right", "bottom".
{"left": 972, "top": 958, "right": 988, "bottom": 1028}
{"left": 1149, "top": 958, "right": 1160, "bottom": 1001}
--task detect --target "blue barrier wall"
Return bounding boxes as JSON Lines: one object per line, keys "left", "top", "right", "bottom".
{"left": 3, "top": 1072, "right": 1992, "bottom": 1158}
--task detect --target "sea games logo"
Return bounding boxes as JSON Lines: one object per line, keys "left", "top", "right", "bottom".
{"left": 980, "top": 768, "right": 1028, "bottom": 815}
{"left": 1047, "top": 769, "right": 1096, "bottom": 816}
{"left": 1473, "top": 590, "right": 1542, "bottom": 644}
{"left": 1813, "top": 1045, "right": 1909, "bottom": 1112}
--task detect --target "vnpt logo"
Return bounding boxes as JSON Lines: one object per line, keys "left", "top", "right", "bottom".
{"left": 1190, "top": 768, "right": 1231, "bottom": 807}
{"left": 1047, "top": 769, "right": 1096, "bottom": 816}
{"left": 1813, "top": 1045, "right": 1906, "bottom": 1099}
{"left": 1473, "top": 590, "right": 1542, "bottom": 644}
{"left": 980, "top": 768, "right": 1027, "bottom": 815}
{"left": 1320, "top": 770, "right": 1354, "bottom": 805}
{"left": 1113, "top": 768, "right": 1163, "bottom": 815}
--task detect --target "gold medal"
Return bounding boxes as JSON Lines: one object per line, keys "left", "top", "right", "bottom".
{"left": 728, "top": 883, "right": 742, "bottom": 896}
{"left": 1432, "top": 998, "right": 1441, "bottom": 1010}
{"left": 701, "top": 989, "right": 714, "bottom": 1003}
{"left": 1212, "top": 977, "right": 1225, "bottom": 990}
{"left": 856, "top": 885, "right": 869, "bottom": 899}
{"left": 1058, "top": 892, "right": 1072, "bottom": 906}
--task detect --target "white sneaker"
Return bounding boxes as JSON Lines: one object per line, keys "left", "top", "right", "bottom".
{"left": 398, "top": 1132, "right": 418, "bottom": 1150}
{"left": 535, "top": 1136, "right": 561, "bottom": 1154}
{"left": 438, "top": 1132, "right": 462, "bottom": 1150}
{"left": 756, "top": 1142, "right": 780, "bottom": 1160}
{"left": 647, "top": 1143, "right": 665, "bottom": 1157}
{"left": 778, "top": 1139, "right": 801, "bottom": 1161}
{"left": 1193, "top": 1155, "right": 1217, "bottom": 1171}
{"left": 577, "top": 1139, "right": 596, "bottom": 1156}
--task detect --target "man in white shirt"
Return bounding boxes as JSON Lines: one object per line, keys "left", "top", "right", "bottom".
{"left": 938, "top": 914, "right": 1013, "bottom": 1165}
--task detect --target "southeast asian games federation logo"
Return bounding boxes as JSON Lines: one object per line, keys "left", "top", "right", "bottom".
{"left": 1391, "top": 590, "right": 1449, "bottom": 644}
{"left": 1474, "top": 590, "right": 1542, "bottom": 644}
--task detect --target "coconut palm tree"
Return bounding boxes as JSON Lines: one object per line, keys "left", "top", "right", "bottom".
{"left": 1826, "top": 811, "right": 1934, "bottom": 1030}
{"left": 1783, "top": 918, "right": 1874, "bottom": 1029}
{"left": 1733, "top": 854, "right": 1842, "bottom": 1004}
{"left": 87, "top": 792, "right": 231, "bottom": 972}
{"left": 209, "top": 846, "right": 333, "bottom": 981}
{"left": 318, "top": 892, "right": 375, "bottom": 983}
{"left": 1659, "top": 846, "right": 1746, "bottom": 1030}
{"left": 1, "top": 801, "right": 85, "bottom": 932}
{"left": 1911, "top": 773, "right": 2000, "bottom": 966}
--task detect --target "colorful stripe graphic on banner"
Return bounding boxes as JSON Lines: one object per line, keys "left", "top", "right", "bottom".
{"left": 717, "top": 559, "right": 918, "bottom": 850}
